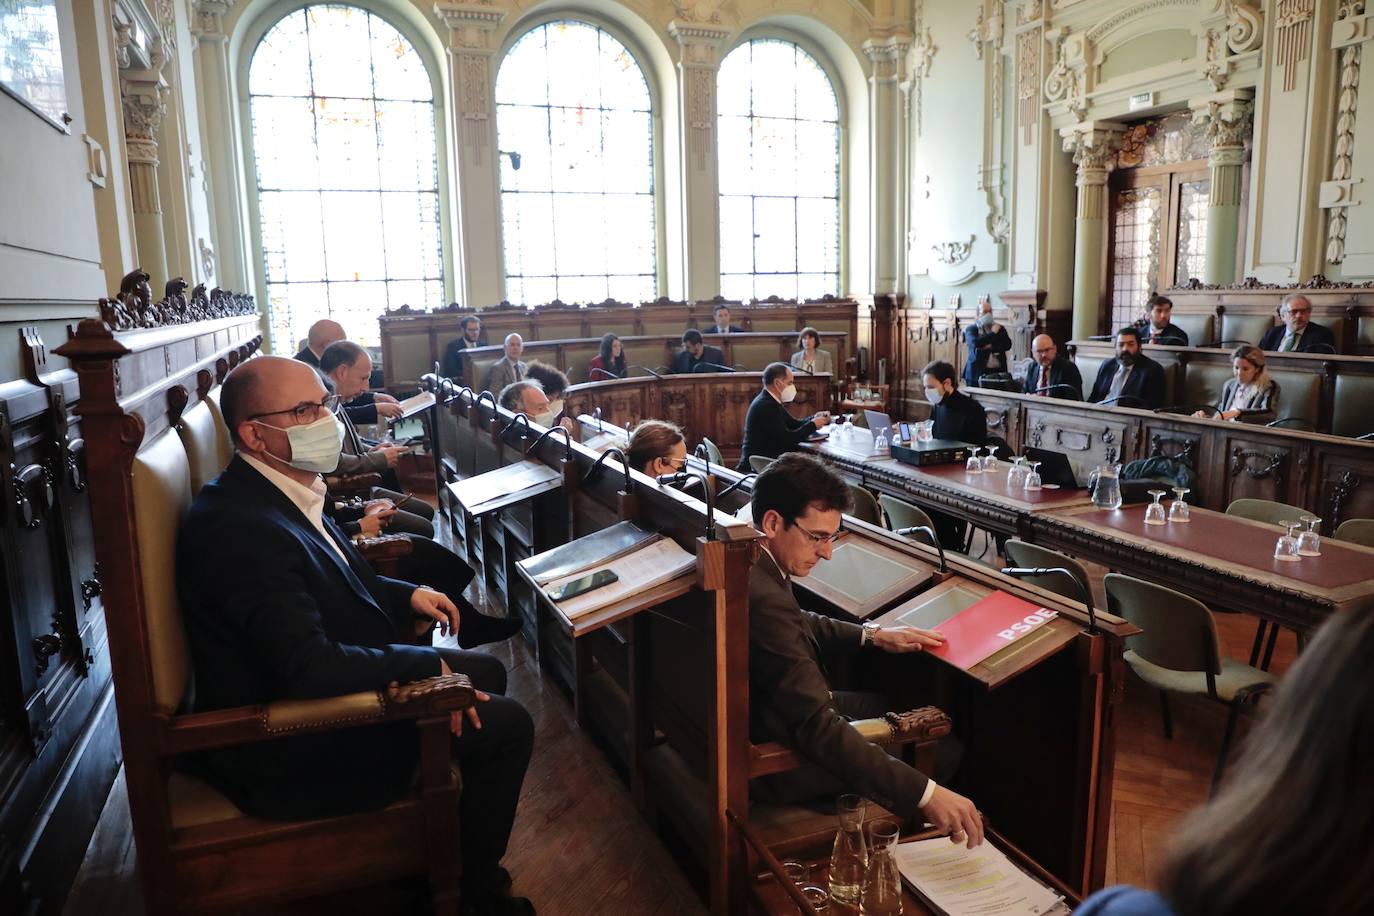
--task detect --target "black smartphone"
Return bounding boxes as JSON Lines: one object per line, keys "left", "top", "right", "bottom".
{"left": 898, "top": 422, "right": 912, "bottom": 442}
{"left": 549, "top": 568, "right": 619, "bottom": 601}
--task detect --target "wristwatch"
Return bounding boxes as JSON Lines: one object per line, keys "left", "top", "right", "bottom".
{"left": 861, "top": 621, "right": 881, "bottom": 648}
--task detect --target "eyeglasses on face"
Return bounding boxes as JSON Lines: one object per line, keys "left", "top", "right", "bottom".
{"left": 249, "top": 394, "right": 341, "bottom": 424}
{"left": 791, "top": 522, "right": 842, "bottom": 545}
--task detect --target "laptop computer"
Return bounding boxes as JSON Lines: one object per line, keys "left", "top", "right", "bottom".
{"left": 1023, "top": 446, "right": 1082, "bottom": 488}
{"left": 863, "top": 408, "right": 894, "bottom": 433}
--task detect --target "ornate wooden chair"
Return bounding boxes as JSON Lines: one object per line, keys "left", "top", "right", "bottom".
{"left": 57, "top": 318, "right": 473, "bottom": 916}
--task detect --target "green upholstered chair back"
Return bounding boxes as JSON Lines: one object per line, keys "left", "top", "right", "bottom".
{"left": 878, "top": 494, "right": 937, "bottom": 547}
{"left": 1105, "top": 573, "right": 1222, "bottom": 676}
{"left": 1002, "top": 539, "right": 1094, "bottom": 606}
{"left": 1225, "top": 497, "right": 1307, "bottom": 527}
{"left": 1220, "top": 313, "right": 1275, "bottom": 348}
{"left": 1266, "top": 369, "right": 1318, "bottom": 427}
{"left": 748, "top": 455, "right": 776, "bottom": 474}
{"left": 1171, "top": 313, "right": 1214, "bottom": 345}
{"left": 1332, "top": 374, "right": 1374, "bottom": 437}
{"left": 1334, "top": 517, "right": 1374, "bottom": 547}
{"left": 846, "top": 484, "right": 882, "bottom": 526}
{"left": 700, "top": 437, "right": 723, "bottom": 465}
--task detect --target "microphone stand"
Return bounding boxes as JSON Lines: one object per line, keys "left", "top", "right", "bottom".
{"left": 1095, "top": 393, "right": 1147, "bottom": 408}
{"left": 692, "top": 362, "right": 737, "bottom": 373}
{"left": 628, "top": 365, "right": 664, "bottom": 379}
{"left": 893, "top": 526, "right": 946, "bottom": 573}
{"left": 1000, "top": 566, "right": 1098, "bottom": 634}
{"left": 1030, "top": 383, "right": 1080, "bottom": 396}
{"left": 588, "top": 367, "right": 623, "bottom": 381}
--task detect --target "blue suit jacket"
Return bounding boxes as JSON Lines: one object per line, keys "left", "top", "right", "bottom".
{"left": 177, "top": 456, "right": 440, "bottom": 819}
{"left": 1088, "top": 355, "right": 1167, "bottom": 409}
{"left": 962, "top": 323, "right": 1013, "bottom": 385}
{"left": 1258, "top": 321, "right": 1338, "bottom": 353}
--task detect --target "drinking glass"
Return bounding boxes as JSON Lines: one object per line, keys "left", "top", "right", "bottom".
{"left": 782, "top": 860, "right": 810, "bottom": 887}
{"left": 828, "top": 794, "right": 868, "bottom": 909}
{"left": 966, "top": 447, "right": 984, "bottom": 474}
{"left": 1006, "top": 456, "right": 1027, "bottom": 488}
{"left": 801, "top": 885, "right": 831, "bottom": 913}
{"left": 1296, "top": 515, "right": 1322, "bottom": 557}
{"left": 860, "top": 819, "right": 903, "bottom": 915}
{"left": 1024, "top": 461, "right": 1043, "bottom": 491}
{"left": 1145, "top": 489, "right": 1167, "bottom": 525}
{"left": 981, "top": 446, "right": 999, "bottom": 472}
{"left": 1274, "top": 521, "right": 1301, "bottom": 562}
{"left": 1168, "top": 487, "right": 1191, "bottom": 523}
{"left": 916, "top": 420, "right": 934, "bottom": 442}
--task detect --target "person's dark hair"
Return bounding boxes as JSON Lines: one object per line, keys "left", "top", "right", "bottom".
{"left": 714, "top": 303, "right": 730, "bottom": 317}
{"left": 524, "top": 360, "right": 568, "bottom": 398}
{"left": 460, "top": 314, "right": 481, "bottom": 331}
{"left": 798, "top": 327, "right": 821, "bottom": 350}
{"left": 1116, "top": 325, "right": 1144, "bottom": 344}
{"left": 626, "top": 420, "right": 685, "bottom": 474}
{"left": 921, "top": 359, "right": 958, "bottom": 389}
{"left": 763, "top": 361, "right": 791, "bottom": 387}
{"left": 681, "top": 328, "right": 704, "bottom": 346}
{"left": 598, "top": 333, "right": 627, "bottom": 375}
{"left": 1159, "top": 608, "right": 1374, "bottom": 914}
{"left": 318, "top": 340, "right": 367, "bottom": 375}
{"left": 1147, "top": 294, "right": 1173, "bottom": 310}
{"left": 497, "top": 379, "right": 542, "bottom": 412}
{"left": 751, "top": 453, "right": 851, "bottom": 527}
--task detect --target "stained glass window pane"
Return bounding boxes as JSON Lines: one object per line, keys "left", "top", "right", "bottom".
{"left": 1109, "top": 186, "right": 1162, "bottom": 331}
{"left": 1174, "top": 179, "right": 1210, "bottom": 286}
{"left": 718, "top": 39, "right": 840, "bottom": 301}
{"left": 496, "top": 20, "right": 657, "bottom": 304}
{"left": 249, "top": 4, "right": 443, "bottom": 348}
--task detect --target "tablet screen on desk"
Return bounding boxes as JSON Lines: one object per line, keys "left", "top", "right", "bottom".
{"left": 800, "top": 542, "right": 912, "bottom": 604}
{"left": 893, "top": 584, "right": 984, "bottom": 630}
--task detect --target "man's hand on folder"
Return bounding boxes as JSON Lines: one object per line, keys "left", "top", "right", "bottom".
{"left": 875, "top": 626, "right": 945, "bottom": 653}
{"left": 921, "top": 785, "right": 984, "bottom": 849}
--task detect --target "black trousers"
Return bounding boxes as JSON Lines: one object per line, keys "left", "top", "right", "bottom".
{"left": 436, "top": 648, "right": 534, "bottom": 891}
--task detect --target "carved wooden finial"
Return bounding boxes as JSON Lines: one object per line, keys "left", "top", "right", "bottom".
{"left": 884, "top": 706, "right": 953, "bottom": 741}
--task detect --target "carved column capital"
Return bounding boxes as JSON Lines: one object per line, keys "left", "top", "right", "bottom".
{"left": 863, "top": 34, "right": 912, "bottom": 82}
{"left": 192, "top": 0, "right": 232, "bottom": 41}
{"left": 121, "top": 73, "right": 168, "bottom": 164}
{"left": 669, "top": 21, "right": 731, "bottom": 172}
{"left": 1060, "top": 122, "right": 1123, "bottom": 182}
{"left": 433, "top": 2, "right": 508, "bottom": 51}
{"left": 668, "top": 20, "right": 732, "bottom": 67}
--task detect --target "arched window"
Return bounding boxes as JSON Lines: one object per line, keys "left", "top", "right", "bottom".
{"left": 717, "top": 39, "right": 840, "bottom": 301}
{"left": 248, "top": 5, "right": 442, "bottom": 348}
{"left": 496, "top": 20, "right": 656, "bottom": 304}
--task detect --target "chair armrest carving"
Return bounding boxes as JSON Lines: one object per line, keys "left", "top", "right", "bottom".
{"left": 748, "top": 706, "right": 952, "bottom": 778}
{"left": 160, "top": 675, "right": 476, "bottom": 755}
{"left": 326, "top": 472, "right": 381, "bottom": 496}
{"left": 354, "top": 532, "right": 414, "bottom": 564}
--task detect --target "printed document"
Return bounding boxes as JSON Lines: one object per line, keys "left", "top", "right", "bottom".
{"left": 893, "top": 838, "right": 1063, "bottom": 916}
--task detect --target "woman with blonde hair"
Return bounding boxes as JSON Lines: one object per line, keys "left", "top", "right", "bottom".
{"left": 790, "top": 327, "right": 834, "bottom": 375}
{"left": 1192, "top": 345, "right": 1279, "bottom": 422}
{"left": 627, "top": 419, "right": 687, "bottom": 478}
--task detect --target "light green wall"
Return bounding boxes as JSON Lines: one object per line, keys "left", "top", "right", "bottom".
{"left": 1098, "top": 30, "right": 1196, "bottom": 83}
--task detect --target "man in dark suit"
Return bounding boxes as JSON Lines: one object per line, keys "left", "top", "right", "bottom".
{"left": 178, "top": 356, "right": 534, "bottom": 915}
{"left": 1138, "top": 294, "right": 1190, "bottom": 346}
{"left": 704, "top": 303, "right": 743, "bottom": 334}
{"left": 746, "top": 454, "right": 983, "bottom": 846}
{"left": 1018, "top": 335, "right": 1083, "bottom": 399}
{"left": 670, "top": 328, "right": 727, "bottom": 374}
{"left": 1259, "top": 294, "right": 1338, "bottom": 353}
{"left": 736, "top": 362, "right": 831, "bottom": 471}
{"left": 442, "top": 315, "right": 488, "bottom": 379}
{"left": 922, "top": 360, "right": 988, "bottom": 445}
{"left": 961, "top": 300, "right": 1012, "bottom": 386}
{"left": 1088, "top": 326, "right": 1167, "bottom": 409}
{"left": 293, "top": 318, "right": 401, "bottom": 425}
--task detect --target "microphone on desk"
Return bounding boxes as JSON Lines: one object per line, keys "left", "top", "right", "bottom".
{"left": 1145, "top": 335, "right": 1189, "bottom": 346}
{"left": 893, "top": 526, "right": 947, "bottom": 573}
{"left": 999, "top": 567, "right": 1098, "bottom": 634}
{"left": 693, "top": 442, "right": 713, "bottom": 476}
{"left": 1094, "top": 394, "right": 1147, "bottom": 408}
{"left": 1154, "top": 403, "right": 1219, "bottom": 416}
{"left": 795, "top": 364, "right": 814, "bottom": 375}
{"left": 588, "top": 367, "right": 623, "bottom": 381}
{"left": 1086, "top": 334, "right": 1115, "bottom": 341}
{"left": 1266, "top": 416, "right": 1316, "bottom": 431}
{"left": 693, "top": 362, "right": 737, "bottom": 373}
{"left": 1208, "top": 339, "right": 1254, "bottom": 349}
{"left": 1304, "top": 343, "right": 1337, "bottom": 354}
{"left": 1030, "top": 384, "right": 1079, "bottom": 396}
{"left": 717, "top": 473, "right": 756, "bottom": 499}
{"left": 628, "top": 365, "right": 664, "bottom": 380}
{"left": 592, "top": 406, "right": 604, "bottom": 433}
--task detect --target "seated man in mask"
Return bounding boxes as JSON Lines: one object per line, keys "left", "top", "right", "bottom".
{"left": 497, "top": 379, "right": 575, "bottom": 435}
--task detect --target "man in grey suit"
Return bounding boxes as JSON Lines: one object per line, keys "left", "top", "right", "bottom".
{"left": 748, "top": 454, "right": 983, "bottom": 847}
{"left": 482, "top": 333, "right": 527, "bottom": 394}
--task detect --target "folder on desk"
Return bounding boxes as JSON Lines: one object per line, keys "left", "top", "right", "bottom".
{"left": 925, "top": 591, "right": 1059, "bottom": 671}
{"left": 447, "top": 460, "right": 562, "bottom": 517}
{"left": 538, "top": 536, "right": 697, "bottom": 620}
{"left": 520, "top": 520, "right": 657, "bottom": 586}
{"left": 395, "top": 390, "right": 436, "bottom": 419}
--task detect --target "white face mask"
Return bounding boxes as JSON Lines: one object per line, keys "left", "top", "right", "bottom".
{"left": 254, "top": 412, "right": 344, "bottom": 474}
{"left": 925, "top": 386, "right": 944, "bottom": 406}
{"left": 779, "top": 383, "right": 797, "bottom": 403}
{"left": 532, "top": 410, "right": 557, "bottom": 428}
{"left": 547, "top": 398, "right": 564, "bottom": 420}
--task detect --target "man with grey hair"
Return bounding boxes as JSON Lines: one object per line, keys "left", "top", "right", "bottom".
{"left": 497, "top": 379, "right": 575, "bottom": 434}
{"left": 1259, "top": 294, "right": 1337, "bottom": 353}
{"left": 483, "top": 333, "right": 527, "bottom": 393}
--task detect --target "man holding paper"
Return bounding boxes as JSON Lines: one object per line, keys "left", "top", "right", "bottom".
{"left": 748, "top": 454, "right": 984, "bottom": 848}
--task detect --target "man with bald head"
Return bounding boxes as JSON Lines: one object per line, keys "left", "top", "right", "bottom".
{"left": 179, "top": 356, "right": 535, "bottom": 914}
{"left": 294, "top": 318, "right": 402, "bottom": 424}
{"left": 1258, "top": 294, "right": 1338, "bottom": 353}
{"left": 1017, "top": 334, "right": 1083, "bottom": 400}
{"left": 483, "top": 333, "right": 526, "bottom": 393}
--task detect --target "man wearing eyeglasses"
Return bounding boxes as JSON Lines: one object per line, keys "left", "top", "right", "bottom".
{"left": 178, "top": 356, "right": 536, "bottom": 915}
{"left": 1258, "top": 294, "right": 1338, "bottom": 353}
{"left": 747, "top": 454, "right": 984, "bottom": 849}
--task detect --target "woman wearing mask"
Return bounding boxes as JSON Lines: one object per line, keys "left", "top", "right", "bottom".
{"left": 790, "top": 327, "right": 834, "bottom": 375}
{"left": 588, "top": 333, "right": 628, "bottom": 380}
{"left": 1191, "top": 345, "right": 1280, "bottom": 423}
{"left": 627, "top": 420, "right": 688, "bottom": 478}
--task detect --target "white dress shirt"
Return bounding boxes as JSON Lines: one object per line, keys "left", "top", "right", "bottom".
{"left": 240, "top": 453, "right": 348, "bottom": 563}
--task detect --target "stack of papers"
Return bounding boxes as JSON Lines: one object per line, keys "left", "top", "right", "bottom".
{"left": 893, "top": 838, "right": 1065, "bottom": 915}
{"left": 447, "top": 460, "right": 562, "bottom": 516}
{"left": 521, "top": 521, "right": 657, "bottom": 586}
{"left": 542, "top": 537, "right": 697, "bottom": 620}
{"left": 395, "top": 390, "right": 436, "bottom": 418}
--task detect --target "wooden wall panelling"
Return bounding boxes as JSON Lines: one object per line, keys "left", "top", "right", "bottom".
{"left": 1221, "top": 430, "right": 1301, "bottom": 507}
{"left": 1314, "top": 450, "right": 1374, "bottom": 531}
{"left": 1164, "top": 280, "right": 1374, "bottom": 352}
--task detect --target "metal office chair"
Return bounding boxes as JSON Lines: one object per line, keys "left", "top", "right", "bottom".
{"left": 1225, "top": 498, "right": 1310, "bottom": 669}
{"left": 749, "top": 455, "right": 776, "bottom": 474}
{"left": 847, "top": 484, "right": 882, "bottom": 526}
{"left": 1002, "top": 540, "right": 1094, "bottom": 607}
{"left": 1334, "top": 517, "right": 1374, "bottom": 547}
{"left": 877, "top": 494, "right": 938, "bottom": 548}
{"left": 1104, "top": 573, "right": 1275, "bottom": 791}
{"left": 699, "top": 437, "right": 723, "bottom": 466}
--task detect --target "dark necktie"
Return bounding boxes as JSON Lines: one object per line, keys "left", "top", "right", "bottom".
{"left": 1038, "top": 366, "right": 1050, "bottom": 395}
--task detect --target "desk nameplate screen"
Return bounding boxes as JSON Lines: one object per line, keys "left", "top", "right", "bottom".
{"left": 793, "top": 532, "right": 937, "bottom": 619}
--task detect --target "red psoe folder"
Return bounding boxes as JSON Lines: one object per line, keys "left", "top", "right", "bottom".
{"left": 927, "top": 591, "right": 1058, "bottom": 670}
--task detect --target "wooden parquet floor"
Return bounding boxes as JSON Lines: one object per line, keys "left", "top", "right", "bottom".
{"left": 63, "top": 536, "right": 1295, "bottom": 914}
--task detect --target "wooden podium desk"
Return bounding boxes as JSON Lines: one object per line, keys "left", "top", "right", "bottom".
{"left": 1032, "top": 503, "right": 1374, "bottom": 635}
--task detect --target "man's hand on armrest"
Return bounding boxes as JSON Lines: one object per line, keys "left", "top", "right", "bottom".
{"left": 389, "top": 657, "right": 490, "bottom": 738}
{"left": 920, "top": 784, "right": 984, "bottom": 849}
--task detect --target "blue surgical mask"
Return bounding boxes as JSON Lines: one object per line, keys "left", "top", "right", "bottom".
{"left": 254, "top": 412, "right": 344, "bottom": 473}
{"left": 978, "top": 312, "right": 995, "bottom": 329}
{"left": 925, "top": 386, "right": 944, "bottom": 406}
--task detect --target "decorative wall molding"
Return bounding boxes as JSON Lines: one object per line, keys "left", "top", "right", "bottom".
{"left": 903, "top": 1, "right": 937, "bottom": 138}
{"left": 1275, "top": 0, "right": 1316, "bottom": 93}
{"left": 1044, "top": 29, "right": 1087, "bottom": 121}
{"left": 669, "top": 21, "right": 731, "bottom": 172}
{"left": 931, "top": 236, "right": 976, "bottom": 265}
{"left": 1062, "top": 122, "right": 1124, "bottom": 220}
{"left": 1322, "top": 1, "right": 1370, "bottom": 264}
{"left": 1017, "top": 29, "right": 1040, "bottom": 146}
{"left": 1085, "top": 0, "right": 1201, "bottom": 46}
{"left": 1170, "top": 273, "right": 1374, "bottom": 290}
{"left": 435, "top": 3, "right": 508, "bottom": 167}
{"left": 670, "top": 0, "right": 730, "bottom": 24}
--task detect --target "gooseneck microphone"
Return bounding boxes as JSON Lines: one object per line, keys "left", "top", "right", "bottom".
{"left": 588, "top": 367, "right": 622, "bottom": 381}
{"left": 1000, "top": 566, "right": 1098, "bottom": 634}
{"left": 692, "top": 362, "right": 737, "bottom": 373}
{"left": 628, "top": 365, "right": 663, "bottom": 379}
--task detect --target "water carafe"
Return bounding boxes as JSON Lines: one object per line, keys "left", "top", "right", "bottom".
{"left": 1089, "top": 464, "right": 1123, "bottom": 510}
{"left": 860, "top": 819, "right": 902, "bottom": 915}
{"left": 829, "top": 794, "right": 869, "bottom": 909}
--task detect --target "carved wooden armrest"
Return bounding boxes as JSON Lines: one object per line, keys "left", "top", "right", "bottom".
{"left": 325, "top": 472, "right": 381, "bottom": 496}
{"left": 748, "top": 706, "right": 952, "bottom": 779}
{"left": 161, "top": 675, "right": 475, "bottom": 755}
{"left": 354, "top": 532, "right": 413, "bottom": 564}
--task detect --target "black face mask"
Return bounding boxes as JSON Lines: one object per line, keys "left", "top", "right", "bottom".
{"left": 1118, "top": 350, "right": 1138, "bottom": 367}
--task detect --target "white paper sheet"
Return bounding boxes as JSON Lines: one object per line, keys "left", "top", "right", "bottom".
{"left": 893, "top": 838, "right": 1062, "bottom": 916}
{"left": 546, "top": 537, "right": 696, "bottom": 620}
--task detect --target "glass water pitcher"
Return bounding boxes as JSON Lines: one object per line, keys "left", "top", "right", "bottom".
{"left": 1089, "top": 464, "right": 1123, "bottom": 510}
